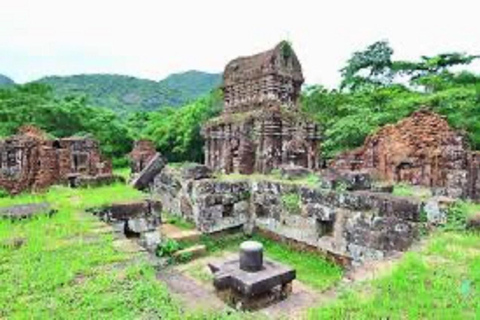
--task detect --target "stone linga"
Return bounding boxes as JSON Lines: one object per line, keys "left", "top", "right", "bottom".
{"left": 208, "top": 240, "right": 296, "bottom": 310}
{"left": 202, "top": 42, "right": 321, "bottom": 175}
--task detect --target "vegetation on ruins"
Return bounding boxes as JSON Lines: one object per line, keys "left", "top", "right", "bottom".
{"left": 1, "top": 180, "right": 479, "bottom": 318}
{"left": 1, "top": 41, "right": 479, "bottom": 167}
{"left": 0, "top": 83, "right": 132, "bottom": 163}
{"left": 281, "top": 193, "right": 302, "bottom": 215}
{"left": 302, "top": 40, "right": 480, "bottom": 158}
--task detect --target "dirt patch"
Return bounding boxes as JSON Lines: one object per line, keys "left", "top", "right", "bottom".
{"left": 156, "top": 269, "right": 227, "bottom": 313}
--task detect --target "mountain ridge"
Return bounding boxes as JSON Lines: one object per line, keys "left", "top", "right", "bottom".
{"left": 34, "top": 70, "right": 222, "bottom": 114}
{"left": 0, "top": 74, "right": 15, "bottom": 87}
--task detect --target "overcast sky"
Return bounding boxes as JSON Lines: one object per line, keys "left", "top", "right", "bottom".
{"left": 1, "top": 0, "right": 479, "bottom": 87}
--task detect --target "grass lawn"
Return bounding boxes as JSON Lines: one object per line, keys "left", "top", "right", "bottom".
{"left": 0, "top": 184, "right": 238, "bottom": 319}
{"left": 1, "top": 182, "right": 479, "bottom": 319}
{"left": 308, "top": 230, "right": 480, "bottom": 319}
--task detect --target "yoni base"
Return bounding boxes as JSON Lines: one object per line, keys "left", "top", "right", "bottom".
{"left": 217, "top": 282, "right": 293, "bottom": 311}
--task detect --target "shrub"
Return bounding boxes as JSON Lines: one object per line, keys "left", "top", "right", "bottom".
{"left": 156, "top": 239, "right": 182, "bottom": 258}
{"left": 0, "top": 188, "right": 9, "bottom": 199}
{"left": 281, "top": 193, "right": 302, "bottom": 215}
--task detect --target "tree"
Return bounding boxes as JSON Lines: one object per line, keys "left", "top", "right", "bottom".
{"left": 340, "top": 40, "right": 395, "bottom": 91}
{"left": 394, "top": 53, "right": 479, "bottom": 91}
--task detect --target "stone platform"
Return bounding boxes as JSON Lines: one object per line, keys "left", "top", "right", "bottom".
{"left": 209, "top": 257, "right": 296, "bottom": 297}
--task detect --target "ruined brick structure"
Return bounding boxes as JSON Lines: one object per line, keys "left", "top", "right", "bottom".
{"left": 331, "top": 110, "right": 480, "bottom": 200}
{"left": 0, "top": 126, "right": 112, "bottom": 194}
{"left": 129, "top": 140, "right": 157, "bottom": 174}
{"left": 202, "top": 42, "right": 321, "bottom": 174}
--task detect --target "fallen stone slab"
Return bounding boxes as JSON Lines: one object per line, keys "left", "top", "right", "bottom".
{"left": 181, "top": 163, "right": 212, "bottom": 180}
{"left": 0, "top": 202, "right": 56, "bottom": 220}
{"left": 131, "top": 153, "right": 167, "bottom": 190}
{"left": 91, "top": 200, "right": 162, "bottom": 228}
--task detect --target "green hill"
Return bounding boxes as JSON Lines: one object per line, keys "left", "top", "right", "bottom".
{"left": 0, "top": 74, "right": 15, "bottom": 87}
{"left": 35, "top": 71, "right": 221, "bottom": 114}
{"left": 160, "top": 70, "right": 222, "bottom": 101}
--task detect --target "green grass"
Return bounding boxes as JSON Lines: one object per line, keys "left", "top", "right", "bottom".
{"left": 309, "top": 230, "right": 480, "bottom": 319}
{"left": 0, "top": 184, "right": 243, "bottom": 319}
{"left": 281, "top": 193, "right": 302, "bottom": 215}
{"left": 189, "top": 233, "right": 343, "bottom": 291}
{"left": 253, "top": 236, "right": 343, "bottom": 291}
{"left": 113, "top": 166, "right": 131, "bottom": 181}
{"left": 392, "top": 183, "right": 432, "bottom": 200}
{"left": 458, "top": 201, "right": 480, "bottom": 217}
{"left": 163, "top": 213, "right": 196, "bottom": 230}
{"left": 167, "top": 162, "right": 197, "bottom": 169}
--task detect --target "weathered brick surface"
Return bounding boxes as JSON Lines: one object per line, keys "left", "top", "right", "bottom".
{"left": 129, "top": 140, "right": 157, "bottom": 174}
{"left": 331, "top": 110, "right": 479, "bottom": 200}
{"left": 0, "top": 127, "right": 113, "bottom": 194}
{"left": 202, "top": 43, "right": 321, "bottom": 174}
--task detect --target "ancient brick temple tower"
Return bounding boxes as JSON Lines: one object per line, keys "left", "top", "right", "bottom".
{"left": 202, "top": 42, "right": 321, "bottom": 174}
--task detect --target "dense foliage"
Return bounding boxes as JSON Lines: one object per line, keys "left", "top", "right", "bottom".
{"left": 128, "top": 90, "right": 222, "bottom": 162}
{"left": 302, "top": 41, "right": 480, "bottom": 158}
{"left": 159, "top": 70, "right": 222, "bottom": 103}
{"left": 0, "top": 84, "right": 132, "bottom": 160}
{"left": 36, "top": 71, "right": 221, "bottom": 114}
{"left": 1, "top": 41, "right": 479, "bottom": 166}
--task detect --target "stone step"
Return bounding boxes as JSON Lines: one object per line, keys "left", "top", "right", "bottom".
{"left": 169, "top": 230, "right": 202, "bottom": 243}
{"left": 173, "top": 245, "right": 207, "bottom": 260}
{"left": 112, "top": 239, "right": 147, "bottom": 253}
{"left": 161, "top": 224, "right": 201, "bottom": 243}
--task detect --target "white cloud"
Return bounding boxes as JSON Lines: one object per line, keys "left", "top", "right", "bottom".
{"left": 1, "top": 0, "right": 479, "bottom": 86}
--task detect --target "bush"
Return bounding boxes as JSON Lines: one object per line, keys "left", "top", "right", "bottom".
{"left": 442, "top": 202, "right": 469, "bottom": 231}
{"left": 281, "top": 193, "right": 302, "bottom": 215}
{"left": 156, "top": 239, "right": 182, "bottom": 258}
{"left": 0, "top": 188, "right": 9, "bottom": 198}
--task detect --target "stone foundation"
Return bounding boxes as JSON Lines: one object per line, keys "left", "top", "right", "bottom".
{"left": 89, "top": 200, "right": 162, "bottom": 251}
{"left": 153, "top": 165, "right": 422, "bottom": 265}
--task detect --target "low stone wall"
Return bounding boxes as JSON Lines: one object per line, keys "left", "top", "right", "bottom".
{"left": 153, "top": 166, "right": 422, "bottom": 265}
{"left": 89, "top": 200, "right": 162, "bottom": 251}
{"left": 74, "top": 174, "right": 125, "bottom": 188}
